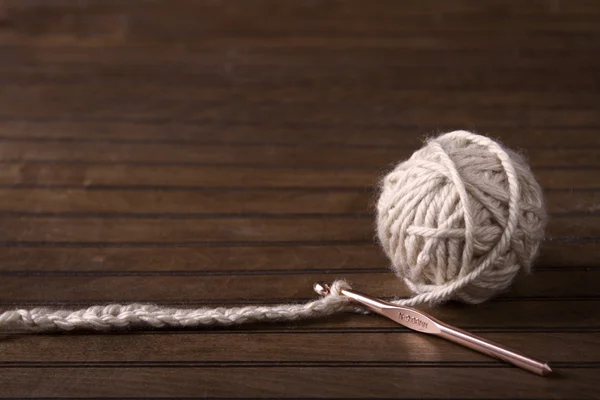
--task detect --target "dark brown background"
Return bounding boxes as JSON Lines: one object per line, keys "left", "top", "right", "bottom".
{"left": 0, "top": 0, "right": 598, "bottom": 398}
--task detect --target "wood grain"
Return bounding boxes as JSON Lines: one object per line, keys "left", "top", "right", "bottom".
{"left": 0, "top": 241, "right": 597, "bottom": 272}
{"left": 2, "top": 121, "right": 600, "bottom": 148}
{"left": 0, "top": 215, "right": 596, "bottom": 243}
{"left": 1, "top": 141, "right": 599, "bottom": 168}
{"left": 0, "top": 188, "right": 597, "bottom": 215}
{"left": 0, "top": 0, "right": 598, "bottom": 398}
{"left": 0, "top": 164, "right": 598, "bottom": 189}
{"left": 1, "top": 332, "right": 598, "bottom": 363}
{"left": 0, "top": 270, "right": 597, "bottom": 303}
{"left": 0, "top": 367, "right": 597, "bottom": 398}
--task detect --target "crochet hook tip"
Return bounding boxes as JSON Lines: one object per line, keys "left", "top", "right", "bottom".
{"left": 313, "top": 282, "right": 331, "bottom": 296}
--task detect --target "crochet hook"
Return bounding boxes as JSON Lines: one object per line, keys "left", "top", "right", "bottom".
{"left": 313, "top": 283, "right": 553, "bottom": 377}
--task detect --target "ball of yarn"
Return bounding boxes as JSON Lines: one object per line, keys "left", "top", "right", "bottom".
{"left": 376, "top": 130, "right": 547, "bottom": 305}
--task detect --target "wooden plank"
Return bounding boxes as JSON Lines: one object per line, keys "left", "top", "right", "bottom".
{"left": 0, "top": 141, "right": 599, "bottom": 168}
{"left": 3, "top": 0, "right": 600, "bottom": 39}
{"left": 4, "top": 0, "right": 595, "bottom": 17}
{"left": 0, "top": 187, "right": 596, "bottom": 215}
{"left": 3, "top": 45, "right": 600, "bottom": 69}
{"left": 0, "top": 215, "right": 594, "bottom": 243}
{"left": 0, "top": 241, "right": 596, "bottom": 272}
{"left": 0, "top": 244, "right": 388, "bottom": 272}
{"left": 0, "top": 216, "right": 372, "bottom": 242}
{"left": 3, "top": 92, "right": 600, "bottom": 125}
{"left": 0, "top": 164, "right": 596, "bottom": 189}
{"left": 0, "top": 270, "right": 596, "bottom": 302}
{"left": 0, "top": 367, "right": 596, "bottom": 398}
{"left": 0, "top": 332, "right": 597, "bottom": 363}
{"left": 0, "top": 86, "right": 598, "bottom": 109}
{"left": 3, "top": 68, "right": 600, "bottom": 90}
{"left": 2, "top": 121, "right": 599, "bottom": 148}
{"left": 0, "top": 188, "right": 377, "bottom": 215}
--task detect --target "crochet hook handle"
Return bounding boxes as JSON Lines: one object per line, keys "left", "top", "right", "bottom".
{"left": 314, "top": 283, "right": 553, "bottom": 377}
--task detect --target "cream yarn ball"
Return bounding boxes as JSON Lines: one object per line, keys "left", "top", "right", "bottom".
{"left": 376, "top": 130, "right": 547, "bottom": 306}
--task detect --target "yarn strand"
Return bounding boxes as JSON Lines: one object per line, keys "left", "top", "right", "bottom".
{"left": 0, "top": 281, "right": 355, "bottom": 332}
{"left": 0, "top": 131, "right": 547, "bottom": 332}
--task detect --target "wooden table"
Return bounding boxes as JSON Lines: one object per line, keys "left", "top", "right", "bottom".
{"left": 0, "top": 1, "right": 598, "bottom": 398}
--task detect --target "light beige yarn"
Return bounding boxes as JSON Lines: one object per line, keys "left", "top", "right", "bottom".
{"left": 0, "top": 130, "right": 547, "bottom": 332}
{"left": 377, "top": 130, "right": 547, "bottom": 306}
{"left": 0, "top": 281, "right": 354, "bottom": 331}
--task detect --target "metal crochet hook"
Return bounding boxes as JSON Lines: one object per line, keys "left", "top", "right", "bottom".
{"left": 314, "top": 283, "right": 553, "bottom": 377}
